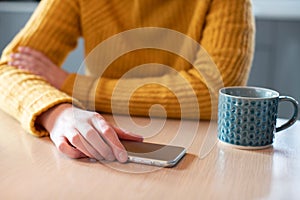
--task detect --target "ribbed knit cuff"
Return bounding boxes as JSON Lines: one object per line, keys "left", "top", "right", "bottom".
{"left": 21, "top": 90, "right": 83, "bottom": 137}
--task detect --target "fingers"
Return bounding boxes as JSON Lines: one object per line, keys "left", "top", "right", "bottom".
{"left": 64, "top": 130, "right": 99, "bottom": 159}
{"left": 9, "top": 52, "right": 44, "bottom": 74}
{"left": 76, "top": 123, "right": 116, "bottom": 161}
{"left": 50, "top": 135, "right": 86, "bottom": 159}
{"left": 91, "top": 115, "right": 128, "bottom": 163}
{"left": 9, "top": 46, "right": 51, "bottom": 70}
{"left": 47, "top": 105, "right": 143, "bottom": 163}
{"left": 9, "top": 46, "right": 68, "bottom": 89}
{"left": 51, "top": 130, "right": 106, "bottom": 161}
{"left": 17, "top": 46, "right": 53, "bottom": 66}
{"left": 74, "top": 115, "right": 143, "bottom": 163}
{"left": 113, "top": 126, "right": 143, "bottom": 142}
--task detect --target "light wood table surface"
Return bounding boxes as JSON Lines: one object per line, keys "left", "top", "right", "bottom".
{"left": 0, "top": 109, "right": 300, "bottom": 200}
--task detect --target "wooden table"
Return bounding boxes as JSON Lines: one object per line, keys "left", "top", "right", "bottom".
{"left": 0, "top": 110, "right": 300, "bottom": 200}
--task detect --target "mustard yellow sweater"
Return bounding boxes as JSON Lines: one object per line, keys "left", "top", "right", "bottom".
{"left": 0, "top": 0, "right": 254, "bottom": 136}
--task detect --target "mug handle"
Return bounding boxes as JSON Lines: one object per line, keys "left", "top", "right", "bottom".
{"left": 276, "top": 96, "right": 299, "bottom": 132}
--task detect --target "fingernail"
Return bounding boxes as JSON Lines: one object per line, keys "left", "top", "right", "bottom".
{"left": 118, "top": 151, "right": 128, "bottom": 163}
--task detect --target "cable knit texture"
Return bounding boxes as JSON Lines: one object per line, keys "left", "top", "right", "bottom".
{"left": 0, "top": 0, "right": 255, "bottom": 136}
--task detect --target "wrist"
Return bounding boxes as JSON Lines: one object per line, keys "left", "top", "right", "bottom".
{"left": 47, "top": 68, "right": 69, "bottom": 90}
{"left": 37, "top": 103, "right": 73, "bottom": 132}
{"left": 56, "top": 70, "right": 69, "bottom": 89}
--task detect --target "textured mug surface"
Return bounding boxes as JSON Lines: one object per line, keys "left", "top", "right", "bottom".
{"left": 218, "top": 86, "right": 298, "bottom": 149}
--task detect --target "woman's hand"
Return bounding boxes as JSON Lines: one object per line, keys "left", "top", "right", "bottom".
{"left": 37, "top": 103, "right": 143, "bottom": 162}
{"left": 9, "top": 46, "right": 68, "bottom": 89}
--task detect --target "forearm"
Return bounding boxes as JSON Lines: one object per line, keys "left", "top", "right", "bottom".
{"left": 0, "top": 0, "right": 82, "bottom": 136}
{"left": 60, "top": 0, "right": 255, "bottom": 120}
{"left": 61, "top": 71, "right": 213, "bottom": 120}
{"left": 0, "top": 64, "right": 77, "bottom": 136}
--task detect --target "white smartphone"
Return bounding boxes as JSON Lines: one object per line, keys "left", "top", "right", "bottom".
{"left": 121, "top": 140, "right": 186, "bottom": 167}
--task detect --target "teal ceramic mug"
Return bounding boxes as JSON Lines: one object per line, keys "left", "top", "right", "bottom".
{"left": 218, "top": 86, "right": 299, "bottom": 149}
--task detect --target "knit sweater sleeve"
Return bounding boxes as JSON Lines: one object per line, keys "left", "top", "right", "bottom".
{"left": 0, "top": 0, "right": 82, "bottom": 136}
{"left": 61, "top": 0, "right": 255, "bottom": 120}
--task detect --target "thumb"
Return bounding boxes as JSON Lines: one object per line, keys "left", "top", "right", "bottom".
{"left": 113, "top": 126, "right": 143, "bottom": 142}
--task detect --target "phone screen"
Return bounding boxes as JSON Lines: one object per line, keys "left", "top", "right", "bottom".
{"left": 121, "top": 140, "right": 186, "bottom": 167}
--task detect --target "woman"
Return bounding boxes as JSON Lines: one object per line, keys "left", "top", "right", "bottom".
{"left": 0, "top": 0, "right": 255, "bottom": 162}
